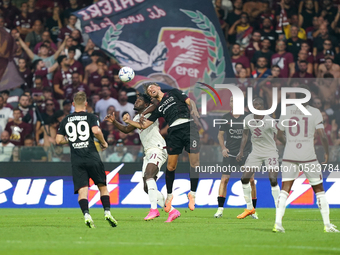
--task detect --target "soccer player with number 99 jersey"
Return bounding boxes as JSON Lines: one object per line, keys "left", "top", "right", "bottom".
{"left": 56, "top": 91, "right": 118, "bottom": 229}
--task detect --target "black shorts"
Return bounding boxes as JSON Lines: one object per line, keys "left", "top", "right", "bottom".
{"left": 222, "top": 152, "right": 250, "bottom": 175}
{"left": 166, "top": 121, "right": 200, "bottom": 155}
{"left": 72, "top": 161, "right": 106, "bottom": 194}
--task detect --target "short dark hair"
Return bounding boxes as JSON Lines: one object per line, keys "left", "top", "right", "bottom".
{"left": 143, "top": 82, "right": 159, "bottom": 94}
{"left": 32, "top": 59, "right": 42, "bottom": 71}
{"left": 35, "top": 75, "right": 42, "bottom": 81}
{"left": 96, "top": 57, "right": 106, "bottom": 65}
{"left": 253, "top": 97, "right": 264, "bottom": 107}
{"left": 101, "top": 75, "right": 110, "bottom": 80}
{"left": 299, "top": 60, "right": 308, "bottom": 64}
{"left": 325, "top": 57, "right": 333, "bottom": 62}
{"left": 68, "top": 46, "right": 77, "bottom": 53}
{"left": 13, "top": 108, "right": 21, "bottom": 113}
{"left": 235, "top": 62, "right": 244, "bottom": 68}
{"left": 1, "top": 90, "right": 9, "bottom": 95}
{"left": 271, "top": 64, "right": 281, "bottom": 70}
{"left": 42, "top": 87, "right": 52, "bottom": 93}
{"left": 138, "top": 93, "right": 151, "bottom": 105}
{"left": 57, "top": 55, "right": 67, "bottom": 65}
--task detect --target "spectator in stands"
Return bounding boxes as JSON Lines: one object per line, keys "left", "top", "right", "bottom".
{"left": 317, "top": 57, "right": 340, "bottom": 78}
{"left": 62, "top": 99, "right": 72, "bottom": 116}
{"left": 228, "top": 12, "right": 253, "bottom": 50}
{"left": 95, "top": 85, "right": 120, "bottom": 121}
{"left": 316, "top": 73, "right": 337, "bottom": 116}
{"left": 315, "top": 40, "right": 334, "bottom": 69}
{"left": 45, "top": 6, "right": 62, "bottom": 44}
{"left": 0, "top": 1, "right": 19, "bottom": 30}
{"left": 53, "top": 55, "right": 73, "bottom": 100}
{"left": 260, "top": 18, "right": 277, "bottom": 52}
{"left": 0, "top": 96, "right": 13, "bottom": 134}
{"left": 13, "top": 39, "right": 29, "bottom": 66}
{"left": 31, "top": 76, "right": 45, "bottom": 103}
{"left": 18, "top": 94, "right": 36, "bottom": 128}
{"left": 21, "top": 136, "right": 48, "bottom": 162}
{"left": 68, "top": 46, "right": 84, "bottom": 81}
{"left": 331, "top": 5, "right": 340, "bottom": 39}
{"left": 64, "top": 0, "right": 82, "bottom": 20}
{"left": 231, "top": 43, "right": 250, "bottom": 77}
{"left": 33, "top": 31, "right": 57, "bottom": 55}
{"left": 106, "top": 139, "right": 134, "bottom": 162}
{"left": 251, "top": 38, "right": 273, "bottom": 70}
{"left": 286, "top": 25, "right": 305, "bottom": 61}
{"left": 291, "top": 60, "right": 314, "bottom": 86}
{"left": 35, "top": 98, "right": 55, "bottom": 146}
{"left": 5, "top": 108, "right": 32, "bottom": 146}
{"left": 271, "top": 40, "right": 294, "bottom": 78}
{"left": 225, "top": 0, "right": 243, "bottom": 44}
{"left": 0, "top": 130, "right": 15, "bottom": 162}
{"left": 275, "top": 0, "right": 296, "bottom": 23}
{"left": 101, "top": 75, "right": 118, "bottom": 99}
{"left": 40, "top": 110, "right": 64, "bottom": 147}
{"left": 89, "top": 57, "right": 109, "bottom": 94}
{"left": 283, "top": 14, "right": 307, "bottom": 40}
{"left": 117, "top": 90, "right": 135, "bottom": 123}
{"left": 320, "top": 0, "right": 337, "bottom": 24}
{"left": 0, "top": 90, "right": 13, "bottom": 109}
{"left": 291, "top": 49, "right": 312, "bottom": 75}
{"left": 83, "top": 50, "right": 102, "bottom": 85}
{"left": 32, "top": 58, "right": 59, "bottom": 87}
{"left": 315, "top": 111, "right": 333, "bottom": 145}
{"left": 80, "top": 39, "right": 96, "bottom": 69}
{"left": 64, "top": 36, "right": 82, "bottom": 60}
{"left": 64, "top": 72, "right": 90, "bottom": 100}
{"left": 27, "top": 0, "right": 43, "bottom": 23}
{"left": 70, "top": 29, "right": 84, "bottom": 52}
{"left": 251, "top": 57, "right": 271, "bottom": 79}
{"left": 312, "top": 97, "right": 323, "bottom": 111}
{"left": 0, "top": 16, "right": 10, "bottom": 33}
{"left": 58, "top": 15, "right": 77, "bottom": 46}
{"left": 14, "top": 2, "right": 32, "bottom": 39}
{"left": 245, "top": 30, "right": 261, "bottom": 61}
{"left": 116, "top": 130, "right": 140, "bottom": 146}
{"left": 313, "top": 24, "right": 339, "bottom": 56}
{"left": 299, "top": 0, "right": 317, "bottom": 30}
{"left": 18, "top": 57, "right": 33, "bottom": 90}
{"left": 215, "top": 0, "right": 227, "bottom": 33}
{"left": 305, "top": 16, "right": 320, "bottom": 40}
{"left": 25, "top": 19, "right": 43, "bottom": 50}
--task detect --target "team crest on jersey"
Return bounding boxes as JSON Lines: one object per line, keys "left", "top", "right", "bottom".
{"left": 88, "top": 164, "right": 123, "bottom": 207}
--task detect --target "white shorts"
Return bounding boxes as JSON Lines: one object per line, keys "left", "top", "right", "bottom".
{"left": 244, "top": 153, "right": 279, "bottom": 172}
{"left": 142, "top": 148, "right": 168, "bottom": 178}
{"left": 281, "top": 160, "right": 323, "bottom": 186}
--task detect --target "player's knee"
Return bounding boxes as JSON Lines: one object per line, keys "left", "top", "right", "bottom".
{"left": 167, "top": 165, "right": 176, "bottom": 171}
{"left": 270, "top": 178, "right": 278, "bottom": 187}
{"left": 241, "top": 178, "right": 250, "bottom": 184}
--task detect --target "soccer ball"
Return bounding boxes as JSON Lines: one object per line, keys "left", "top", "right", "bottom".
{"left": 118, "top": 66, "right": 135, "bottom": 82}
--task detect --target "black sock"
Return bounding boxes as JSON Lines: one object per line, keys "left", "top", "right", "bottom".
{"left": 101, "top": 195, "right": 110, "bottom": 211}
{"left": 78, "top": 199, "right": 89, "bottom": 215}
{"left": 166, "top": 169, "right": 175, "bottom": 194}
{"left": 218, "top": 196, "right": 226, "bottom": 207}
{"left": 252, "top": 198, "right": 257, "bottom": 209}
{"left": 190, "top": 166, "right": 199, "bottom": 192}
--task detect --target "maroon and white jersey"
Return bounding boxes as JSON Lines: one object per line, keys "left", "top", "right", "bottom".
{"left": 34, "top": 68, "right": 50, "bottom": 88}
{"left": 271, "top": 52, "right": 294, "bottom": 78}
{"left": 57, "top": 26, "right": 73, "bottom": 42}
{"left": 69, "top": 60, "right": 84, "bottom": 76}
{"left": 53, "top": 68, "right": 73, "bottom": 99}
{"left": 5, "top": 121, "right": 32, "bottom": 146}
{"left": 14, "top": 14, "right": 32, "bottom": 29}
{"left": 19, "top": 68, "right": 33, "bottom": 89}
{"left": 64, "top": 83, "right": 91, "bottom": 100}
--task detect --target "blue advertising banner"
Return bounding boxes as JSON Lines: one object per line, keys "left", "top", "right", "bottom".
{"left": 0, "top": 163, "right": 340, "bottom": 208}
{"left": 74, "top": 0, "right": 234, "bottom": 91}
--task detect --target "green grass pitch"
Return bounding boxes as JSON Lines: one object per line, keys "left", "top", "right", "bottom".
{"left": 0, "top": 208, "right": 339, "bottom": 255}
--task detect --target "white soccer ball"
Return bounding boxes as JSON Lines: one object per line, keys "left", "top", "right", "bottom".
{"left": 118, "top": 66, "right": 135, "bottom": 82}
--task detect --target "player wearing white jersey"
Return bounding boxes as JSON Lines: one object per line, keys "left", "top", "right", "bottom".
{"left": 273, "top": 88, "right": 339, "bottom": 233}
{"left": 236, "top": 98, "right": 280, "bottom": 219}
{"left": 105, "top": 94, "right": 171, "bottom": 221}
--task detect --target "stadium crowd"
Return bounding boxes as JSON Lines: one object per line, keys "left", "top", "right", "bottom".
{"left": 0, "top": 0, "right": 340, "bottom": 162}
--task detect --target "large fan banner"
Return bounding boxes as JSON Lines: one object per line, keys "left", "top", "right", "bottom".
{"left": 74, "top": 0, "right": 234, "bottom": 93}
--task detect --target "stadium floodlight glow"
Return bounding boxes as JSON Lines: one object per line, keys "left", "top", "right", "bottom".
{"left": 200, "top": 84, "right": 312, "bottom": 116}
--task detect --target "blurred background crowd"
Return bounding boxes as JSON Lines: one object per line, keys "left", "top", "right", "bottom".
{"left": 0, "top": 0, "right": 340, "bottom": 162}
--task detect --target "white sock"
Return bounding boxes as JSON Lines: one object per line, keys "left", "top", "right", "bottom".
{"left": 275, "top": 190, "right": 289, "bottom": 225}
{"left": 146, "top": 178, "right": 158, "bottom": 209}
{"left": 271, "top": 185, "right": 280, "bottom": 206}
{"left": 104, "top": 210, "right": 110, "bottom": 215}
{"left": 169, "top": 206, "right": 174, "bottom": 213}
{"left": 190, "top": 191, "right": 196, "bottom": 197}
{"left": 316, "top": 191, "right": 330, "bottom": 227}
{"left": 242, "top": 183, "right": 253, "bottom": 210}
{"left": 156, "top": 191, "right": 164, "bottom": 208}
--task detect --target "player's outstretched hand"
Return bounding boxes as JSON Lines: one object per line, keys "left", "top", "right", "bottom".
{"left": 122, "top": 113, "right": 131, "bottom": 123}
{"left": 236, "top": 151, "right": 243, "bottom": 162}
{"left": 222, "top": 148, "right": 229, "bottom": 158}
{"left": 322, "top": 153, "right": 329, "bottom": 164}
{"left": 105, "top": 114, "right": 115, "bottom": 123}
{"left": 101, "top": 141, "right": 108, "bottom": 151}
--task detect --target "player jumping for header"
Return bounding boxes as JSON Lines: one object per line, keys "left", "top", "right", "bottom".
{"left": 122, "top": 82, "right": 201, "bottom": 221}
{"left": 56, "top": 91, "right": 117, "bottom": 228}
{"left": 273, "top": 86, "right": 339, "bottom": 233}
{"left": 236, "top": 97, "right": 280, "bottom": 219}
{"left": 105, "top": 94, "right": 173, "bottom": 222}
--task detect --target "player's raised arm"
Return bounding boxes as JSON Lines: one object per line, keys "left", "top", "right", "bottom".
{"left": 236, "top": 129, "right": 249, "bottom": 161}
{"left": 316, "top": 126, "right": 329, "bottom": 164}
{"left": 218, "top": 130, "right": 229, "bottom": 158}
{"left": 123, "top": 113, "right": 154, "bottom": 130}
{"left": 92, "top": 126, "right": 108, "bottom": 150}
{"left": 105, "top": 114, "right": 136, "bottom": 134}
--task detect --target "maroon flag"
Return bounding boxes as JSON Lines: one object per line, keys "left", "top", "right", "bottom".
{"left": 0, "top": 28, "right": 24, "bottom": 90}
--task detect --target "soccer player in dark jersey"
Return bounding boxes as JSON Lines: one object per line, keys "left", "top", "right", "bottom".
{"left": 122, "top": 82, "right": 200, "bottom": 222}
{"left": 56, "top": 91, "right": 117, "bottom": 228}
{"left": 215, "top": 97, "right": 258, "bottom": 219}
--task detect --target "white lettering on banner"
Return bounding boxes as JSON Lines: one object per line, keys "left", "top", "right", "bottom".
{"left": 122, "top": 172, "right": 150, "bottom": 204}
{"left": 45, "top": 180, "right": 63, "bottom": 205}
{"left": 0, "top": 178, "right": 13, "bottom": 203}
{"left": 227, "top": 180, "right": 246, "bottom": 206}
{"left": 325, "top": 172, "right": 340, "bottom": 204}
{"left": 195, "top": 179, "right": 220, "bottom": 206}
{"left": 12, "top": 179, "right": 46, "bottom": 205}
{"left": 175, "top": 66, "right": 199, "bottom": 78}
